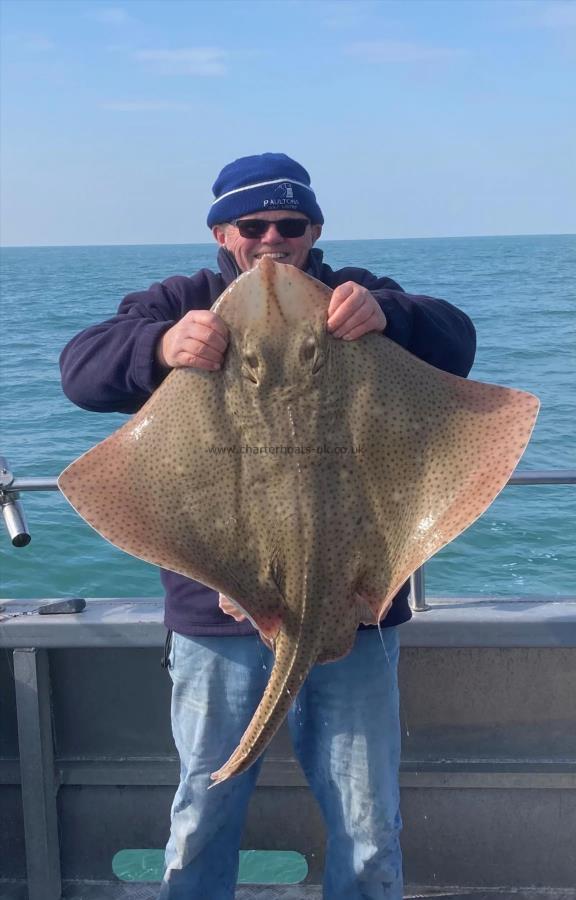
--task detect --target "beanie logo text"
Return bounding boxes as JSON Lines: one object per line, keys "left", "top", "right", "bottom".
{"left": 263, "top": 182, "right": 299, "bottom": 211}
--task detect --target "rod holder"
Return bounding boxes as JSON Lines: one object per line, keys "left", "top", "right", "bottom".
{"left": 1, "top": 454, "right": 32, "bottom": 547}
{"left": 1, "top": 493, "right": 31, "bottom": 547}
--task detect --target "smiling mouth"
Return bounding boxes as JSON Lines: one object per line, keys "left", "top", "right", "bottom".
{"left": 254, "top": 252, "right": 289, "bottom": 260}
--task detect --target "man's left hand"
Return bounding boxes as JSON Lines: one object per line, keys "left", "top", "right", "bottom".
{"left": 327, "top": 282, "right": 387, "bottom": 341}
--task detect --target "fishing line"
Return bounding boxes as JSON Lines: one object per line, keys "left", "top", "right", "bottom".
{"left": 376, "top": 620, "right": 391, "bottom": 666}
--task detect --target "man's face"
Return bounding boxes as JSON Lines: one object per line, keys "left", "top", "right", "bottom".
{"left": 212, "top": 210, "right": 322, "bottom": 272}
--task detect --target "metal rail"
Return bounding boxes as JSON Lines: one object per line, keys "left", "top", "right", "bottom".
{"left": 1, "top": 458, "right": 575, "bottom": 611}
{"left": 5, "top": 469, "right": 576, "bottom": 494}
{"left": 2, "top": 477, "right": 59, "bottom": 491}
{"left": 409, "top": 468, "right": 576, "bottom": 610}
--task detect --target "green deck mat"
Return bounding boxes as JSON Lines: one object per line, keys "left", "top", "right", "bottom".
{"left": 112, "top": 849, "right": 308, "bottom": 884}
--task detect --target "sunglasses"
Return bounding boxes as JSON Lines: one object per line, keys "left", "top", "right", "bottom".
{"left": 230, "top": 217, "right": 310, "bottom": 239}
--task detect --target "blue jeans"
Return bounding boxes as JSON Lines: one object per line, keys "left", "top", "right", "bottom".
{"left": 159, "top": 627, "right": 402, "bottom": 900}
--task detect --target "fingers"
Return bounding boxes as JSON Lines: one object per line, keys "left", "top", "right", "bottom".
{"left": 327, "top": 282, "right": 386, "bottom": 341}
{"left": 334, "top": 307, "right": 386, "bottom": 341}
{"left": 158, "top": 311, "right": 230, "bottom": 369}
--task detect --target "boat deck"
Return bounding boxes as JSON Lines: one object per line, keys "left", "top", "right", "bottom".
{"left": 2, "top": 886, "right": 575, "bottom": 900}
{"left": 2, "top": 596, "right": 576, "bottom": 900}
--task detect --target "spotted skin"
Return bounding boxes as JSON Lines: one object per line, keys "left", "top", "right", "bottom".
{"left": 58, "top": 257, "right": 540, "bottom": 785}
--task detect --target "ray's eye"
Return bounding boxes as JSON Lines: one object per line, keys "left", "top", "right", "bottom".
{"left": 242, "top": 353, "right": 259, "bottom": 384}
{"left": 300, "top": 337, "right": 324, "bottom": 375}
{"left": 300, "top": 338, "right": 316, "bottom": 362}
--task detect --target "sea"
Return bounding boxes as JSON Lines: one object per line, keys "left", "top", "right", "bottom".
{"left": 0, "top": 234, "right": 574, "bottom": 602}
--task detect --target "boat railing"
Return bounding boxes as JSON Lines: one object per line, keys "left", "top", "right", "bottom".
{"left": 2, "top": 454, "right": 575, "bottom": 611}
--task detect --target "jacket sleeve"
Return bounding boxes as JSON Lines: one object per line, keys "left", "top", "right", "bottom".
{"left": 338, "top": 267, "right": 476, "bottom": 378}
{"left": 60, "top": 275, "right": 206, "bottom": 414}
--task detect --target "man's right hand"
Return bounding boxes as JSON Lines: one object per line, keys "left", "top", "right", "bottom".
{"left": 157, "top": 310, "right": 229, "bottom": 370}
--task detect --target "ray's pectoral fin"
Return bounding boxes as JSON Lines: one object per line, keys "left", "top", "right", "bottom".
{"left": 58, "top": 367, "right": 248, "bottom": 592}
{"left": 353, "top": 340, "right": 540, "bottom": 610}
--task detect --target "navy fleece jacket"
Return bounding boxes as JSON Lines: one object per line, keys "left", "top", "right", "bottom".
{"left": 60, "top": 247, "right": 476, "bottom": 636}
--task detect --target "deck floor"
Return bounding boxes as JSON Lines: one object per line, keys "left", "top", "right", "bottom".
{"left": 1, "top": 885, "right": 576, "bottom": 900}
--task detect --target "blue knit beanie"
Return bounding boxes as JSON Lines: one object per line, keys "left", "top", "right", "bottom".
{"left": 207, "top": 152, "right": 324, "bottom": 228}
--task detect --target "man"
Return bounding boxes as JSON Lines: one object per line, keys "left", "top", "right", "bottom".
{"left": 60, "top": 152, "right": 476, "bottom": 899}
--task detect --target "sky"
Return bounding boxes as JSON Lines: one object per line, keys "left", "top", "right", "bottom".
{"left": 1, "top": 0, "right": 575, "bottom": 245}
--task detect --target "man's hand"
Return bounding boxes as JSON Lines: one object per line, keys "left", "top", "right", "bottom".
{"left": 327, "top": 282, "right": 387, "bottom": 341}
{"left": 218, "top": 593, "right": 247, "bottom": 622}
{"left": 157, "top": 311, "right": 229, "bottom": 370}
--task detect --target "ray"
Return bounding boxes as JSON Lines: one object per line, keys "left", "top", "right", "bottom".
{"left": 58, "top": 257, "right": 539, "bottom": 784}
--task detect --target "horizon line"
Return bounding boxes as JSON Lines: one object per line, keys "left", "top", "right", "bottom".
{"left": 1, "top": 231, "right": 574, "bottom": 250}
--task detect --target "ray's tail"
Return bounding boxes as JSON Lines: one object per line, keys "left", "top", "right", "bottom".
{"left": 209, "top": 627, "right": 317, "bottom": 786}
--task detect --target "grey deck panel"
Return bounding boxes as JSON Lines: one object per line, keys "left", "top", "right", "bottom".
{"left": 1, "top": 596, "right": 576, "bottom": 648}
{"left": 1, "top": 885, "right": 575, "bottom": 900}
{"left": 58, "top": 888, "right": 576, "bottom": 900}
{"left": 12, "top": 650, "right": 61, "bottom": 899}
{"left": 2, "top": 598, "right": 576, "bottom": 894}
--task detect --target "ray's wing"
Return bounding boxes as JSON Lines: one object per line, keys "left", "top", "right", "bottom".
{"left": 339, "top": 334, "right": 539, "bottom": 622}
{"left": 58, "top": 367, "right": 283, "bottom": 638}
